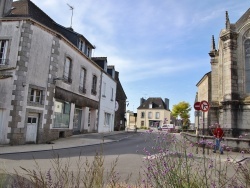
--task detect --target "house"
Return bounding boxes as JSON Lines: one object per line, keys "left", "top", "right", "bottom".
{"left": 195, "top": 72, "right": 211, "bottom": 134}
{"left": 0, "top": 0, "right": 117, "bottom": 144}
{"left": 125, "top": 110, "right": 137, "bottom": 129}
{"left": 196, "top": 9, "right": 250, "bottom": 137}
{"left": 92, "top": 57, "right": 117, "bottom": 132}
{"left": 137, "top": 97, "right": 171, "bottom": 129}
{"left": 114, "top": 71, "right": 127, "bottom": 131}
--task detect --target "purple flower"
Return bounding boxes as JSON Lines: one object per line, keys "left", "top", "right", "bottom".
{"left": 187, "top": 153, "right": 193, "bottom": 158}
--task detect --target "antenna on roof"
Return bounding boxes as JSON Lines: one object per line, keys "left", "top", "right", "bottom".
{"left": 67, "top": 3, "right": 74, "bottom": 28}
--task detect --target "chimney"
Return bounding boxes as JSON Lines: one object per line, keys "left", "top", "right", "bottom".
{"left": 0, "top": 0, "right": 13, "bottom": 17}
{"left": 140, "top": 98, "right": 145, "bottom": 105}
{"left": 165, "top": 98, "right": 169, "bottom": 110}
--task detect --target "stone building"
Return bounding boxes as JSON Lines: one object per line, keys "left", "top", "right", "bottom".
{"left": 196, "top": 9, "right": 250, "bottom": 137}
{"left": 0, "top": 0, "right": 119, "bottom": 144}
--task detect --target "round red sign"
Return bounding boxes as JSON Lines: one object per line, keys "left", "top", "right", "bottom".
{"left": 200, "top": 100, "right": 210, "bottom": 112}
{"left": 194, "top": 102, "right": 200, "bottom": 111}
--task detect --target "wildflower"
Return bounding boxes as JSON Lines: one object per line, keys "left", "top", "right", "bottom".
{"left": 187, "top": 153, "right": 193, "bottom": 158}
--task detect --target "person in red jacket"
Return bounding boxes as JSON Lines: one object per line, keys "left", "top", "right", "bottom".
{"left": 213, "top": 123, "right": 224, "bottom": 154}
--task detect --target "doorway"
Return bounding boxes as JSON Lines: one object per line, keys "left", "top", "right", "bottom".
{"left": 26, "top": 114, "right": 39, "bottom": 143}
{"left": 73, "top": 108, "right": 82, "bottom": 134}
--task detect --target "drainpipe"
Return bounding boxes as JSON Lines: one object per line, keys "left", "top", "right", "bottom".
{"left": 96, "top": 71, "right": 103, "bottom": 133}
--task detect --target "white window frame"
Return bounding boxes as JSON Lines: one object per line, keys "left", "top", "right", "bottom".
{"left": 30, "top": 89, "right": 42, "bottom": 103}
{"left": 91, "top": 75, "right": 97, "bottom": 95}
{"left": 0, "top": 40, "right": 8, "bottom": 65}
{"left": 63, "top": 57, "right": 72, "bottom": 83}
{"left": 79, "top": 68, "right": 86, "bottom": 93}
{"left": 78, "top": 40, "right": 85, "bottom": 52}
{"left": 105, "top": 112, "right": 111, "bottom": 127}
{"left": 148, "top": 112, "right": 152, "bottom": 119}
{"left": 102, "top": 82, "right": 106, "bottom": 97}
{"left": 155, "top": 112, "right": 160, "bottom": 119}
{"left": 111, "top": 87, "right": 113, "bottom": 101}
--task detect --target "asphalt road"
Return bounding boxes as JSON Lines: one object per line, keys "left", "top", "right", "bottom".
{"left": 0, "top": 132, "right": 168, "bottom": 184}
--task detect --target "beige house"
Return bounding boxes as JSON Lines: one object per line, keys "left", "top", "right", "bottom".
{"left": 195, "top": 72, "right": 211, "bottom": 134}
{"left": 136, "top": 98, "right": 171, "bottom": 129}
{"left": 125, "top": 111, "right": 137, "bottom": 129}
{"left": 196, "top": 8, "right": 250, "bottom": 137}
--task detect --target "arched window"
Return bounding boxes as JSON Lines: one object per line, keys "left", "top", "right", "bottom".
{"left": 245, "top": 39, "right": 250, "bottom": 93}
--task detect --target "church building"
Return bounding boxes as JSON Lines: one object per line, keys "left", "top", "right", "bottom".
{"left": 196, "top": 9, "right": 250, "bottom": 137}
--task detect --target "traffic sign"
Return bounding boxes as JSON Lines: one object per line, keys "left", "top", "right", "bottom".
{"left": 194, "top": 102, "right": 200, "bottom": 110}
{"left": 200, "top": 100, "right": 210, "bottom": 112}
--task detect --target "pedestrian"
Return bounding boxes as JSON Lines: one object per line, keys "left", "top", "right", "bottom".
{"left": 213, "top": 123, "right": 224, "bottom": 154}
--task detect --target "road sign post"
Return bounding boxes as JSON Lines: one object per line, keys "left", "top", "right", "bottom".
{"left": 199, "top": 100, "right": 210, "bottom": 154}
{"left": 194, "top": 100, "right": 210, "bottom": 154}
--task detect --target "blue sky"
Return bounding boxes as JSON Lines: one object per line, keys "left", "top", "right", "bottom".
{"left": 28, "top": 0, "right": 249, "bottom": 121}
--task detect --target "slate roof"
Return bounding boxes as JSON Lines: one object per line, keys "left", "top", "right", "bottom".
{"left": 92, "top": 57, "right": 107, "bottom": 70}
{"left": 6, "top": 0, "right": 95, "bottom": 49}
{"left": 137, "top": 97, "right": 167, "bottom": 110}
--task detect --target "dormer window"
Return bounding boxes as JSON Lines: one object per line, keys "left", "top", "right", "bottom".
{"left": 78, "top": 40, "right": 85, "bottom": 53}
{"left": 149, "top": 103, "right": 152, "bottom": 108}
{"left": 87, "top": 47, "right": 91, "bottom": 57}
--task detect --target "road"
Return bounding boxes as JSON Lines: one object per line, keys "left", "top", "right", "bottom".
{"left": 0, "top": 132, "right": 168, "bottom": 184}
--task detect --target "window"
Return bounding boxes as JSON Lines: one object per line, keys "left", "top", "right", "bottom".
{"left": 149, "top": 103, "right": 152, "bottom": 108}
{"left": 88, "top": 112, "right": 91, "bottom": 127}
{"left": 111, "top": 87, "right": 113, "bottom": 101}
{"left": 79, "top": 68, "right": 86, "bottom": 93}
{"left": 0, "top": 40, "right": 8, "bottom": 65}
{"left": 141, "top": 112, "right": 144, "bottom": 118}
{"left": 30, "top": 89, "right": 42, "bottom": 103}
{"left": 102, "top": 82, "right": 106, "bottom": 97}
{"left": 245, "top": 39, "right": 250, "bottom": 93}
{"left": 53, "top": 101, "right": 70, "bottom": 128}
{"left": 63, "top": 57, "right": 72, "bottom": 83}
{"left": 91, "top": 75, "right": 97, "bottom": 95}
{"left": 155, "top": 112, "right": 160, "bottom": 119}
{"left": 141, "top": 121, "right": 144, "bottom": 126}
{"left": 148, "top": 112, "right": 152, "bottom": 119}
{"left": 28, "top": 117, "right": 37, "bottom": 124}
{"left": 105, "top": 113, "right": 111, "bottom": 126}
{"left": 78, "top": 40, "right": 85, "bottom": 52}
{"left": 87, "top": 47, "right": 91, "bottom": 57}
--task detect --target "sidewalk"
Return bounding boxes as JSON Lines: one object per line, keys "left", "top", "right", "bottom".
{"left": 0, "top": 131, "right": 127, "bottom": 155}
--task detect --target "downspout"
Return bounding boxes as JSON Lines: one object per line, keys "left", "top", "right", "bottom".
{"left": 97, "top": 71, "right": 103, "bottom": 133}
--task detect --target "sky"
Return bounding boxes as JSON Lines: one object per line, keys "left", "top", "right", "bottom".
{"left": 25, "top": 0, "right": 249, "bottom": 121}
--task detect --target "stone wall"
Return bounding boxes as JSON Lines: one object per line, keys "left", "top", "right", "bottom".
{"left": 181, "top": 132, "right": 250, "bottom": 152}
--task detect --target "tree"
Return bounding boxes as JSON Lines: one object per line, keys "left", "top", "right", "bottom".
{"left": 172, "top": 101, "right": 191, "bottom": 126}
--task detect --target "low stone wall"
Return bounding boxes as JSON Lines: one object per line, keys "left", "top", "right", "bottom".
{"left": 181, "top": 132, "right": 250, "bottom": 153}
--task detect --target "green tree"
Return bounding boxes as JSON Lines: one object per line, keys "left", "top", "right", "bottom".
{"left": 172, "top": 101, "right": 191, "bottom": 126}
